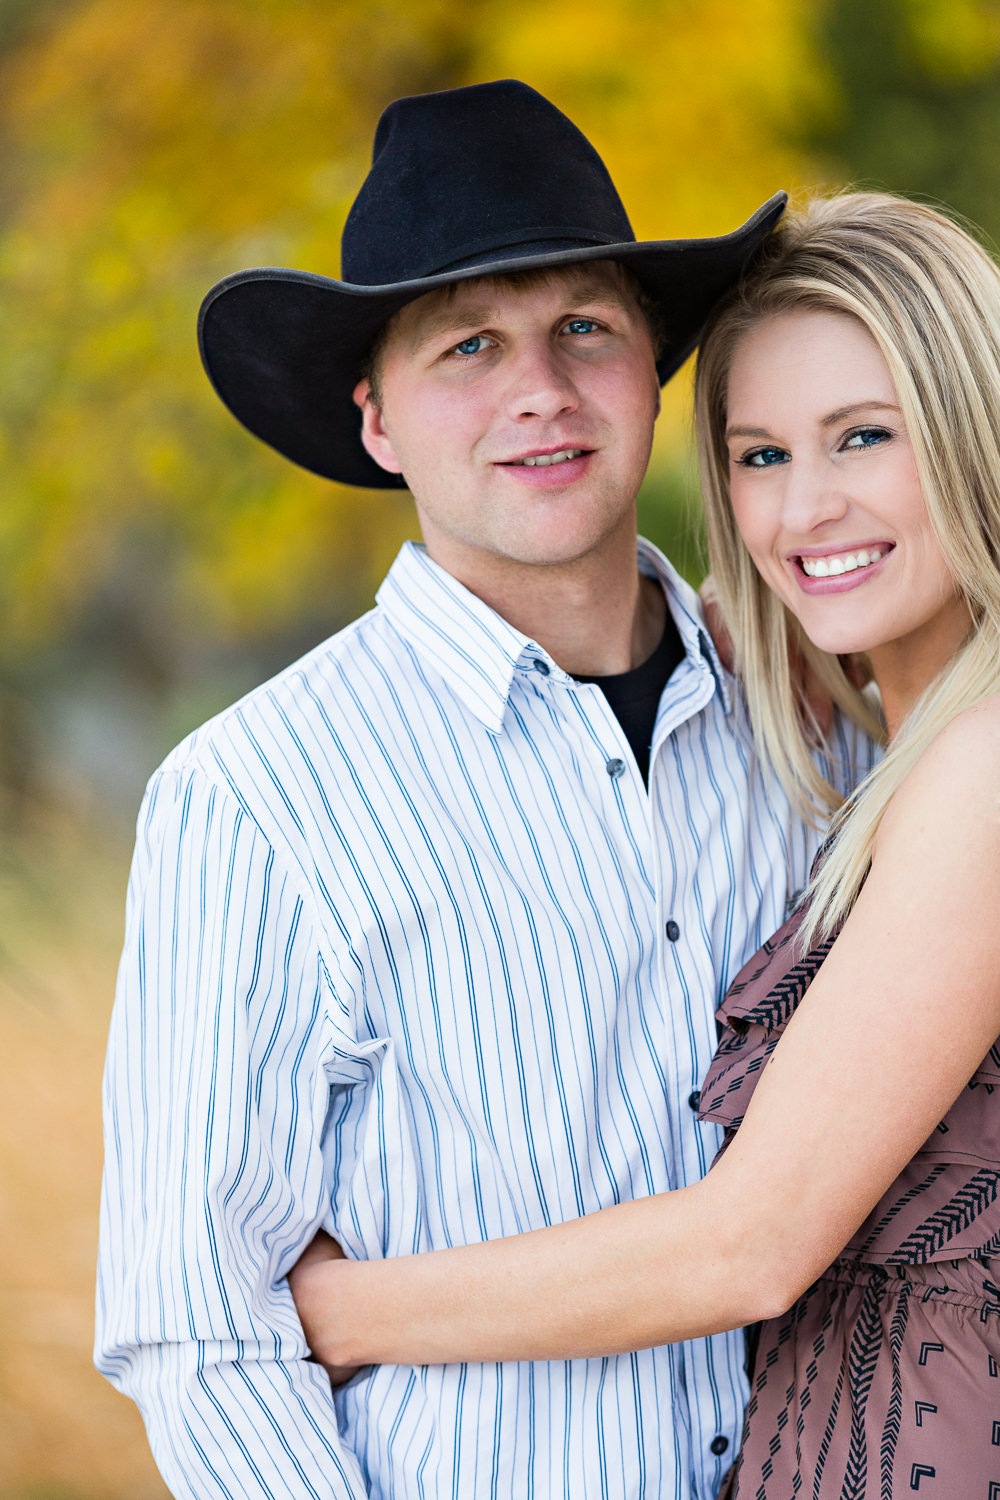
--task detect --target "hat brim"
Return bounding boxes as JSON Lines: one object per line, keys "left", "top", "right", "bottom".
{"left": 198, "top": 192, "right": 786, "bottom": 489}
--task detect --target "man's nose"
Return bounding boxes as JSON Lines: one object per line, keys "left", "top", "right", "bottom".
{"left": 504, "top": 340, "right": 579, "bottom": 421}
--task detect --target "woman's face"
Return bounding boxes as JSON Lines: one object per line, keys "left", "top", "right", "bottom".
{"left": 724, "top": 308, "right": 971, "bottom": 689}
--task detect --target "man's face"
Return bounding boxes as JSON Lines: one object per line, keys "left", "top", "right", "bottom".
{"left": 354, "top": 263, "right": 661, "bottom": 585}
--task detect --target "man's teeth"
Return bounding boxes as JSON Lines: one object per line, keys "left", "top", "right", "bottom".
{"left": 513, "top": 449, "right": 584, "bottom": 466}
{"left": 801, "top": 547, "right": 886, "bottom": 578}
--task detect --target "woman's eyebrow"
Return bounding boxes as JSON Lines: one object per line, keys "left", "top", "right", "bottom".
{"left": 726, "top": 400, "right": 903, "bottom": 441}
{"left": 821, "top": 400, "right": 901, "bottom": 426}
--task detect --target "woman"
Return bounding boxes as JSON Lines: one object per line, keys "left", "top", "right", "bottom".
{"left": 290, "top": 193, "right": 1000, "bottom": 1496}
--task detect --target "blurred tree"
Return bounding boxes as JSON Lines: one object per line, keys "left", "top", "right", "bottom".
{"left": 0, "top": 0, "right": 470, "bottom": 680}
{"left": 0, "top": 0, "right": 827, "bottom": 689}
{"left": 805, "top": 0, "right": 1000, "bottom": 240}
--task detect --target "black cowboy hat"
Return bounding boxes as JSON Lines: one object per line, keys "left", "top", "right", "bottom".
{"left": 199, "top": 79, "right": 785, "bottom": 490}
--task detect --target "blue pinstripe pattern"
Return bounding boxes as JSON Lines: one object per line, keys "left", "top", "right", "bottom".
{"left": 96, "top": 539, "right": 875, "bottom": 1498}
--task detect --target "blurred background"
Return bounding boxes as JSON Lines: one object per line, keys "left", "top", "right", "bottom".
{"left": 2, "top": 0, "right": 1000, "bottom": 1492}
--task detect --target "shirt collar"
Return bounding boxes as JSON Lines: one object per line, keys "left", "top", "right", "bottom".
{"left": 376, "top": 539, "right": 730, "bottom": 734}
{"left": 637, "top": 538, "right": 733, "bottom": 714}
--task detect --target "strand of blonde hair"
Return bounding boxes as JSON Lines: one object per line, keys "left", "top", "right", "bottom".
{"left": 694, "top": 192, "right": 1000, "bottom": 946}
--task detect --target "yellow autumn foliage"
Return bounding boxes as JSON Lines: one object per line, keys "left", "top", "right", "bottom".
{"left": 0, "top": 0, "right": 832, "bottom": 662}
{"left": 3, "top": 6, "right": 999, "bottom": 1499}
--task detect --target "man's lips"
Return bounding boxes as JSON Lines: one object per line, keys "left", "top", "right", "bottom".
{"left": 498, "top": 446, "right": 592, "bottom": 467}
{"left": 495, "top": 446, "right": 595, "bottom": 485}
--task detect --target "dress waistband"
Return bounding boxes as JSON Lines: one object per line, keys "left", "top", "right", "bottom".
{"left": 819, "top": 1254, "right": 1000, "bottom": 1315}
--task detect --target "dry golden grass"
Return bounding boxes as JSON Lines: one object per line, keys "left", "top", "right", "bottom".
{"left": 0, "top": 804, "right": 169, "bottom": 1500}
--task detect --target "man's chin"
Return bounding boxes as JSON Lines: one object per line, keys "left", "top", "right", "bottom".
{"left": 482, "top": 525, "right": 632, "bottom": 572}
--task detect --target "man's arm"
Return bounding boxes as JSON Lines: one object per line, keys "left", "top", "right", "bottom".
{"left": 96, "top": 765, "right": 368, "bottom": 1498}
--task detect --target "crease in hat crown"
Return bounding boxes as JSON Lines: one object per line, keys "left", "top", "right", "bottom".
{"left": 339, "top": 80, "right": 637, "bottom": 285}
{"left": 198, "top": 77, "right": 787, "bottom": 489}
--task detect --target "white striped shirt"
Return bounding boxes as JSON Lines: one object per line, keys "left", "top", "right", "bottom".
{"left": 97, "top": 538, "right": 873, "bottom": 1500}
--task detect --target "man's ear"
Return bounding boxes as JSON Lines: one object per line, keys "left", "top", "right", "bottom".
{"left": 354, "top": 378, "right": 404, "bottom": 476}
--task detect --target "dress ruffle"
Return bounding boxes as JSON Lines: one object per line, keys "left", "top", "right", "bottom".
{"left": 697, "top": 900, "right": 1000, "bottom": 1498}
{"left": 698, "top": 902, "right": 1000, "bottom": 1263}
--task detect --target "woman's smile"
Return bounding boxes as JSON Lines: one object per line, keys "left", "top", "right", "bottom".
{"left": 793, "top": 541, "right": 894, "bottom": 590}
{"left": 725, "top": 307, "right": 971, "bottom": 706}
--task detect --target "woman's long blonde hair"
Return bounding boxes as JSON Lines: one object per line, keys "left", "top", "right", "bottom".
{"left": 694, "top": 192, "right": 1000, "bottom": 944}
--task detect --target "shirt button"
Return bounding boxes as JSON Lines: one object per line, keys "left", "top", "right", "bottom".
{"left": 688, "top": 1090, "right": 701, "bottom": 1111}
{"left": 665, "top": 919, "right": 680, "bottom": 942}
{"left": 605, "top": 758, "right": 626, "bottom": 778}
{"left": 532, "top": 658, "right": 550, "bottom": 675}
{"left": 710, "top": 1435, "right": 730, "bottom": 1456}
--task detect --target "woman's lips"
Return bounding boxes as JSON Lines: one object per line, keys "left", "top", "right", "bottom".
{"left": 792, "top": 543, "right": 895, "bottom": 594}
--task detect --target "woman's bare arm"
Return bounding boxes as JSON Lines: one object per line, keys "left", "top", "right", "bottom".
{"left": 290, "top": 700, "right": 1000, "bottom": 1369}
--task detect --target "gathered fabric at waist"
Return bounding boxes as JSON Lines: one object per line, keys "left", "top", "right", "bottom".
{"left": 818, "top": 1252, "right": 1000, "bottom": 1315}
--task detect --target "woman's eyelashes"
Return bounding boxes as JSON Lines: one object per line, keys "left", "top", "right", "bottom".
{"left": 841, "top": 425, "right": 893, "bottom": 450}
{"left": 735, "top": 445, "right": 790, "bottom": 469}
{"left": 734, "top": 425, "right": 895, "bottom": 468}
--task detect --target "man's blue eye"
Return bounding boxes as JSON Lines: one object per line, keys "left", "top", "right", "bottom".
{"left": 454, "top": 336, "right": 487, "bottom": 356}
{"left": 565, "top": 318, "right": 598, "bottom": 335}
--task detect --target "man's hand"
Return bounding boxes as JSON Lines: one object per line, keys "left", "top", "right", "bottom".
{"left": 288, "top": 1230, "right": 363, "bottom": 1386}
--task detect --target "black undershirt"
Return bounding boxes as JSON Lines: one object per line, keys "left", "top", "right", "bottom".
{"left": 573, "top": 613, "right": 685, "bottom": 784}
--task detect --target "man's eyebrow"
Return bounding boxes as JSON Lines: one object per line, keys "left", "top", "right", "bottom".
{"left": 404, "top": 279, "right": 633, "bottom": 353}
{"left": 405, "top": 305, "right": 498, "bottom": 351}
{"left": 726, "top": 400, "right": 902, "bottom": 441}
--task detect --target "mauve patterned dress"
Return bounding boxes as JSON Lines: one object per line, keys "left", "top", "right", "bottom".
{"left": 699, "top": 901, "right": 1000, "bottom": 1500}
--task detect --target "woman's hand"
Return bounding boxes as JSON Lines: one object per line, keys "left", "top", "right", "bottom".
{"left": 699, "top": 573, "right": 871, "bottom": 734}
{"left": 288, "top": 1230, "right": 363, "bottom": 1386}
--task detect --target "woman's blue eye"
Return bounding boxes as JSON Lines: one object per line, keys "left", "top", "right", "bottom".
{"left": 740, "top": 446, "right": 788, "bottom": 468}
{"left": 843, "top": 426, "right": 890, "bottom": 449}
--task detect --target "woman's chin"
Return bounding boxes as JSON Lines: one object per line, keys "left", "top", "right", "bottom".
{"left": 794, "top": 619, "right": 885, "bottom": 660}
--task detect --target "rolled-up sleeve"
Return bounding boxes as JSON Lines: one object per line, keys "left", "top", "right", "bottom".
{"left": 96, "top": 766, "right": 368, "bottom": 1498}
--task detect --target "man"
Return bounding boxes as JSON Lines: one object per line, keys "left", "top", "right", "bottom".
{"left": 96, "top": 80, "right": 868, "bottom": 1498}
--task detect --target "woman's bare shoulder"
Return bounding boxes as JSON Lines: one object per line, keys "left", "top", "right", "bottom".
{"left": 879, "top": 693, "right": 1000, "bottom": 855}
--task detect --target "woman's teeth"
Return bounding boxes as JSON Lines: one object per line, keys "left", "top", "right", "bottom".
{"left": 801, "top": 547, "right": 886, "bottom": 578}
{"left": 513, "top": 449, "right": 584, "bottom": 466}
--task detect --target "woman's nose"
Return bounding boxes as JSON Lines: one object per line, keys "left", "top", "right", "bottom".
{"left": 779, "top": 457, "right": 850, "bottom": 533}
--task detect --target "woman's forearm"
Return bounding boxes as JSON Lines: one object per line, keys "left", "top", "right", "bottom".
{"left": 293, "top": 1171, "right": 799, "bottom": 1369}
{"left": 292, "top": 754, "right": 1000, "bottom": 1372}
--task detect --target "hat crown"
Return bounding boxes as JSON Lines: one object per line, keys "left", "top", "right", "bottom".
{"left": 341, "top": 79, "right": 636, "bottom": 286}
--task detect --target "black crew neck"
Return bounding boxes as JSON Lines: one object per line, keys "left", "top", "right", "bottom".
{"left": 573, "top": 612, "right": 685, "bottom": 784}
